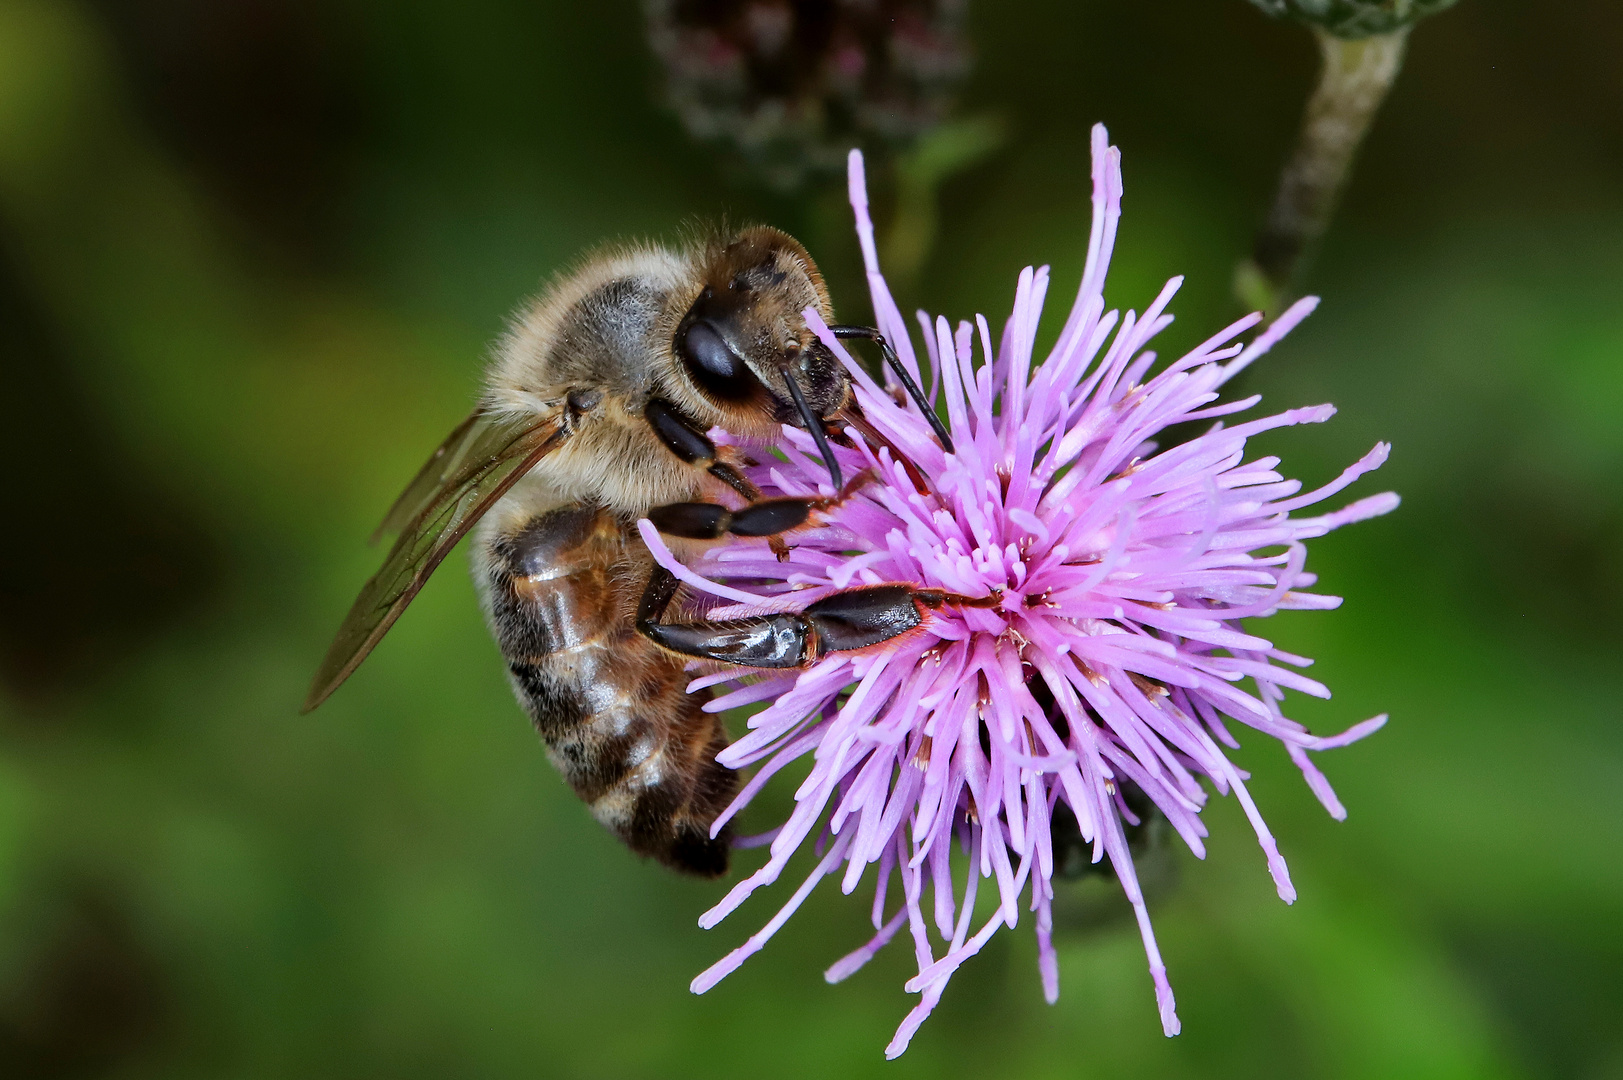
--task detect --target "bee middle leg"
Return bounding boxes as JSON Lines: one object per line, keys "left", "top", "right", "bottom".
{"left": 645, "top": 468, "right": 874, "bottom": 542}
{"left": 636, "top": 568, "right": 994, "bottom": 669}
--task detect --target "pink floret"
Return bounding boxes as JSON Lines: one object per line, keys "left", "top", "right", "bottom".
{"left": 643, "top": 123, "right": 1397, "bottom": 1057}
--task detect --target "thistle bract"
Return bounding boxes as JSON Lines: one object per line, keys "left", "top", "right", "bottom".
{"left": 1244, "top": 0, "right": 1459, "bottom": 38}
{"left": 643, "top": 124, "right": 1397, "bottom": 1057}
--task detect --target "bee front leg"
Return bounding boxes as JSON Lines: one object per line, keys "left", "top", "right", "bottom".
{"left": 645, "top": 397, "right": 761, "bottom": 502}
{"left": 637, "top": 571, "right": 963, "bottom": 670}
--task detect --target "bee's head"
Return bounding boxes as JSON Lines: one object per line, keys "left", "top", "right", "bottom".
{"left": 672, "top": 227, "right": 850, "bottom": 438}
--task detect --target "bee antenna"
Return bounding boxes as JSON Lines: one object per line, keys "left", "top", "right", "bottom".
{"left": 829, "top": 325, "right": 954, "bottom": 454}
{"left": 782, "top": 366, "right": 843, "bottom": 490}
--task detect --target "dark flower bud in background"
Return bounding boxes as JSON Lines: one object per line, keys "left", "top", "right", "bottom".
{"left": 1243, "top": 0, "right": 1458, "bottom": 38}
{"left": 644, "top": 0, "right": 970, "bottom": 191}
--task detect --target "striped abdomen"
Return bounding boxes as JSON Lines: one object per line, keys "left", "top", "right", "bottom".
{"left": 481, "top": 504, "right": 737, "bottom": 875}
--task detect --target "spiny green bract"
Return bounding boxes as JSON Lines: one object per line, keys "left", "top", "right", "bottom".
{"left": 1244, "top": 0, "right": 1459, "bottom": 38}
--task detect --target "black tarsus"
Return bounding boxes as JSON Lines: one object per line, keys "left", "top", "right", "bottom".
{"left": 646, "top": 502, "right": 731, "bottom": 540}
{"left": 645, "top": 498, "right": 812, "bottom": 540}
{"left": 705, "top": 461, "right": 761, "bottom": 502}
{"left": 730, "top": 499, "right": 814, "bottom": 536}
{"left": 645, "top": 500, "right": 817, "bottom": 542}
{"left": 637, "top": 565, "right": 682, "bottom": 626}
{"left": 830, "top": 325, "right": 955, "bottom": 454}
{"left": 636, "top": 565, "right": 811, "bottom": 668}
{"left": 635, "top": 578, "right": 935, "bottom": 669}
{"left": 642, "top": 612, "right": 811, "bottom": 669}
{"left": 800, "top": 585, "right": 924, "bottom": 651}
{"left": 644, "top": 397, "right": 760, "bottom": 501}
{"left": 645, "top": 398, "right": 716, "bottom": 464}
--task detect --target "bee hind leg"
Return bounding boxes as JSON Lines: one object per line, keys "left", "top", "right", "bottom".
{"left": 636, "top": 568, "right": 950, "bottom": 669}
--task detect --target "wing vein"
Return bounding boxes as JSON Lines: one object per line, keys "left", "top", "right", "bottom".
{"left": 304, "top": 409, "right": 570, "bottom": 712}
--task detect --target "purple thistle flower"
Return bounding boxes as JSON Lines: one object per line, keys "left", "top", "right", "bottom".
{"left": 640, "top": 124, "right": 1397, "bottom": 1057}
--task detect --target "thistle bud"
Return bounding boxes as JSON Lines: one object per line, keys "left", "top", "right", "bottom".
{"left": 1243, "top": 0, "right": 1458, "bottom": 38}
{"left": 644, "top": 0, "right": 970, "bottom": 190}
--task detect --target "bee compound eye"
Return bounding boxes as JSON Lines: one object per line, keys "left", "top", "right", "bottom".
{"left": 679, "top": 319, "right": 757, "bottom": 403}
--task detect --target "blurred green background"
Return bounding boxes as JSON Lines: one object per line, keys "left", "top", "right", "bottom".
{"left": 1, "top": 0, "right": 1619, "bottom": 1076}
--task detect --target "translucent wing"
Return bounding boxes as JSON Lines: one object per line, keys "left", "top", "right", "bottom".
{"left": 369, "top": 408, "right": 485, "bottom": 544}
{"left": 302, "top": 408, "right": 570, "bottom": 712}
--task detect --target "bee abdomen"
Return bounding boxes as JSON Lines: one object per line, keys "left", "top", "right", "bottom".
{"left": 506, "top": 659, "right": 640, "bottom": 799}
{"left": 484, "top": 504, "right": 738, "bottom": 876}
{"left": 573, "top": 684, "right": 736, "bottom": 877}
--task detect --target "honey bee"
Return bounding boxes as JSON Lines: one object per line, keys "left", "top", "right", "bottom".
{"left": 303, "top": 227, "right": 958, "bottom": 876}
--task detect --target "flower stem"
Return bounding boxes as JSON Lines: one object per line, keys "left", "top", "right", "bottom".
{"left": 1235, "top": 26, "right": 1409, "bottom": 314}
